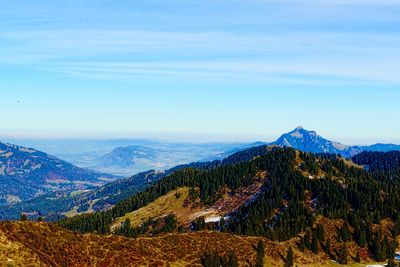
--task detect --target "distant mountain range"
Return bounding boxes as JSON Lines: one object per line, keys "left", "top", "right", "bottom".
{"left": 202, "top": 126, "right": 400, "bottom": 161}
{"left": 98, "top": 145, "right": 157, "bottom": 168}
{"left": 0, "top": 142, "right": 116, "bottom": 205}
{"left": 1, "top": 127, "right": 399, "bottom": 219}
{"left": 14, "top": 128, "right": 398, "bottom": 178}
{"left": 270, "top": 126, "right": 400, "bottom": 157}
{"left": 87, "top": 142, "right": 243, "bottom": 176}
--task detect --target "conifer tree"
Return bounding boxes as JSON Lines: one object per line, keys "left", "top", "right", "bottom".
{"left": 315, "top": 224, "right": 325, "bottom": 241}
{"left": 340, "top": 222, "right": 351, "bottom": 242}
{"left": 355, "top": 250, "right": 361, "bottom": 263}
{"left": 284, "top": 247, "right": 294, "bottom": 267}
{"left": 297, "top": 236, "right": 305, "bottom": 252}
{"left": 323, "top": 238, "right": 331, "bottom": 255}
{"left": 338, "top": 243, "right": 348, "bottom": 265}
{"left": 311, "top": 234, "right": 318, "bottom": 254}
{"left": 20, "top": 213, "right": 27, "bottom": 221}
{"left": 228, "top": 252, "right": 238, "bottom": 267}
{"left": 255, "top": 240, "right": 265, "bottom": 267}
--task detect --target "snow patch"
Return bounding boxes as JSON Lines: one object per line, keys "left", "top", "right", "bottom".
{"left": 19, "top": 147, "right": 36, "bottom": 153}
{"left": 31, "top": 164, "right": 41, "bottom": 171}
{"left": 3, "top": 152, "right": 13, "bottom": 158}
{"left": 332, "top": 142, "right": 347, "bottom": 151}
{"left": 291, "top": 131, "right": 303, "bottom": 138}
{"left": 282, "top": 138, "right": 292, "bottom": 147}
{"left": 205, "top": 216, "right": 222, "bottom": 223}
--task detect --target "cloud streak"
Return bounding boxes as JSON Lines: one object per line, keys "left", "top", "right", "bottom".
{"left": 1, "top": 29, "right": 399, "bottom": 84}
{"left": 1, "top": 0, "right": 399, "bottom": 85}
{"left": 47, "top": 59, "right": 400, "bottom": 85}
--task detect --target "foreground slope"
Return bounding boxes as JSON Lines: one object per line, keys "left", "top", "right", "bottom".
{"left": 0, "top": 221, "right": 387, "bottom": 267}
{"left": 0, "top": 221, "right": 282, "bottom": 266}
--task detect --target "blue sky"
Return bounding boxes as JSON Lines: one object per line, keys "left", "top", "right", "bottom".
{"left": 1, "top": 0, "right": 400, "bottom": 144}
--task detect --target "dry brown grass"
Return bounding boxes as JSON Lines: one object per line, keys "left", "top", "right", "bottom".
{"left": 111, "top": 187, "right": 196, "bottom": 230}
{"left": 1, "top": 219, "right": 396, "bottom": 267}
{"left": 0, "top": 221, "right": 337, "bottom": 267}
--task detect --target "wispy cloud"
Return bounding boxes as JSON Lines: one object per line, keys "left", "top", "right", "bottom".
{"left": 1, "top": 0, "right": 399, "bottom": 85}
{"left": 46, "top": 59, "right": 400, "bottom": 85}
{"left": 1, "top": 29, "right": 399, "bottom": 84}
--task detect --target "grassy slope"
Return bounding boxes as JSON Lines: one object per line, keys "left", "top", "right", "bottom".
{"left": 0, "top": 221, "right": 392, "bottom": 267}
{"left": 112, "top": 178, "right": 265, "bottom": 231}
{"left": 111, "top": 187, "right": 194, "bottom": 229}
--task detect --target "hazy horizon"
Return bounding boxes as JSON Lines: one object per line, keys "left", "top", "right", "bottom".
{"left": 1, "top": 126, "right": 399, "bottom": 146}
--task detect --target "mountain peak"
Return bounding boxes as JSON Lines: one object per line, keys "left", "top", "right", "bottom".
{"left": 289, "top": 126, "right": 319, "bottom": 137}
{"left": 272, "top": 127, "right": 351, "bottom": 155}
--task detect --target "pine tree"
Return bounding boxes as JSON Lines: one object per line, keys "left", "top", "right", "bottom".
{"left": 315, "top": 224, "right": 325, "bottom": 241}
{"left": 340, "top": 222, "right": 351, "bottom": 242}
{"left": 193, "top": 216, "right": 206, "bottom": 231}
{"left": 255, "top": 240, "right": 265, "bottom": 267}
{"left": 323, "top": 238, "right": 331, "bottom": 255}
{"left": 387, "top": 258, "right": 397, "bottom": 267}
{"left": 311, "top": 234, "right": 318, "bottom": 254}
{"left": 355, "top": 226, "right": 366, "bottom": 247}
{"left": 20, "top": 213, "right": 27, "bottom": 221}
{"left": 304, "top": 230, "right": 312, "bottom": 250}
{"left": 219, "top": 217, "right": 226, "bottom": 232}
{"left": 284, "top": 247, "right": 294, "bottom": 267}
{"left": 338, "top": 243, "right": 348, "bottom": 265}
{"left": 298, "top": 236, "right": 305, "bottom": 252}
{"left": 355, "top": 250, "right": 361, "bottom": 263}
{"left": 228, "top": 252, "right": 238, "bottom": 267}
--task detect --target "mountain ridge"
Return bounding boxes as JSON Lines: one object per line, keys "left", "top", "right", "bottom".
{"left": 0, "top": 141, "right": 116, "bottom": 205}
{"left": 270, "top": 126, "right": 399, "bottom": 157}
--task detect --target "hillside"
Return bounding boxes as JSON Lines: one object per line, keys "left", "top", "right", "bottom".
{"left": 0, "top": 221, "right": 393, "bottom": 266}
{"left": 111, "top": 175, "right": 265, "bottom": 231}
{"left": 57, "top": 148, "right": 400, "bottom": 265}
{"left": 0, "top": 160, "right": 220, "bottom": 221}
{"left": 2, "top": 128, "right": 399, "bottom": 220}
{"left": 0, "top": 221, "right": 281, "bottom": 266}
{"left": 0, "top": 169, "right": 164, "bottom": 220}
{"left": 0, "top": 142, "right": 116, "bottom": 205}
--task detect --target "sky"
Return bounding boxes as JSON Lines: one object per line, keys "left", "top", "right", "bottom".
{"left": 1, "top": 0, "right": 400, "bottom": 144}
